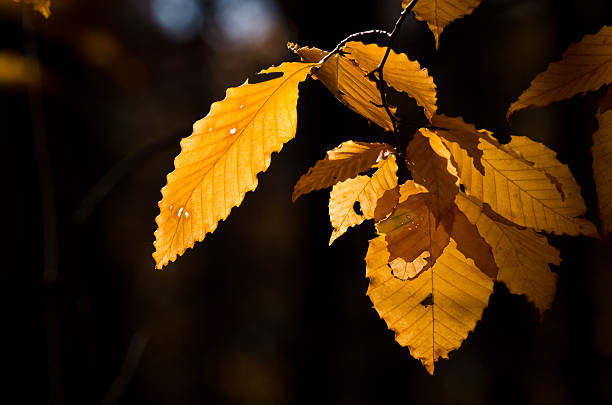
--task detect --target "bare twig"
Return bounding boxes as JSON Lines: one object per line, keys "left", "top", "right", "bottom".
{"left": 315, "top": 29, "right": 391, "bottom": 67}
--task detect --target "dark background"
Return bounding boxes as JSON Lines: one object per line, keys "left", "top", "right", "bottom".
{"left": 5, "top": 0, "right": 612, "bottom": 403}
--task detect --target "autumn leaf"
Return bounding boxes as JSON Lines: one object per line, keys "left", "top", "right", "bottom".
{"left": 366, "top": 237, "right": 493, "bottom": 374}
{"left": 292, "top": 141, "right": 394, "bottom": 201}
{"left": 406, "top": 0, "right": 482, "bottom": 48}
{"left": 0, "top": 51, "right": 41, "bottom": 88}
{"left": 592, "top": 87, "right": 612, "bottom": 237}
{"left": 455, "top": 193, "right": 560, "bottom": 314}
{"left": 441, "top": 117, "right": 596, "bottom": 236}
{"left": 289, "top": 43, "right": 395, "bottom": 131}
{"left": 329, "top": 155, "right": 398, "bottom": 244}
{"left": 507, "top": 25, "right": 612, "bottom": 119}
{"left": 343, "top": 41, "right": 437, "bottom": 121}
{"left": 406, "top": 129, "right": 459, "bottom": 220}
{"left": 153, "top": 62, "right": 315, "bottom": 268}
{"left": 13, "top": 0, "right": 50, "bottom": 18}
{"left": 376, "top": 192, "right": 451, "bottom": 272}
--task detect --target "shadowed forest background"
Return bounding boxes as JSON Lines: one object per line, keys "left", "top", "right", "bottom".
{"left": 5, "top": 0, "right": 612, "bottom": 403}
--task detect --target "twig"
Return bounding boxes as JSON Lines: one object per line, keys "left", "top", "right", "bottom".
{"left": 315, "top": 29, "right": 391, "bottom": 67}
{"left": 101, "top": 332, "right": 148, "bottom": 405}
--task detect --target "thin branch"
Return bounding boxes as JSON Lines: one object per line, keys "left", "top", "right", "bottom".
{"left": 315, "top": 29, "right": 391, "bottom": 67}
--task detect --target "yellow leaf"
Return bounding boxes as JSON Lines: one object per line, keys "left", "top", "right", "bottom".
{"left": 455, "top": 193, "right": 560, "bottom": 314}
{"left": 406, "top": 129, "right": 459, "bottom": 219}
{"left": 376, "top": 192, "right": 451, "bottom": 271}
{"left": 407, "top": 0, "right": 482, "bottom": 48}
{"left": 13, "top": 0, "right": 50, "bottom": 18}
{"left": 292, "top": 141, "right": 394, "bottom": 201}
{"left": 0, "top": 51, "right": 40, "bottom": 88}
{"left": 441, "top": 117, "right": 596, "bottom": 236}
{"left": 507, "top": 25, "right": 612, "bottom": 119}
{"left": 289, "top": 43, "right": 395, "bottom": 131}
{"left": 153, "top": 62, "right": 315, "bottom": 269}
{"left": 388, "top": 252, "right": 430, "bottom": 281}
{"left": 329, "top": 155, "right": 398, "bottom": 244}
{"left": 343, "top": 41, "right": 437, "bottom": 121}
{"left": 366, "top": 237, "right": 493, "bottom": 374}
{"left": 593, "top": 88, "right": 612, "bottom": 237}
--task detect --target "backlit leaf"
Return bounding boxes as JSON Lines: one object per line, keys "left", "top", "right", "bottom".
{"left": 455, "top": 193, "right": 560, "bottom": 314}
{"left": 329, "top": 155, "right": 398, "bottom": 244}
{"left": 292, "top": 141, "right": 394, "bottom": 201}
{"left": 366, "top": 237, "right": 493, "bottom": 374}
{"left": 343, "top": 41, "right": 437, "bottom": 121}
{"left": 406, "top": 129, "right": 459, "bottom": 220}
{"left": 507, "top": 25, "right": 612, "bottom": 119}
{"left": 593, "top": 88, "right": 612, "bottom": 237}
{"left": 406, "top": 0, "right": 482, "bottom": 48}
{"left": 441, "top": 118, "right": 596, "bottom": 236}
{"left": 289, "top": 43, "right": 395, "bottom": 131}
{"left": 153, "top": 62, "right": 315, "bottom": 268}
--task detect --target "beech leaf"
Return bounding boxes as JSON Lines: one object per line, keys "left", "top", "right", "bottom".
{"left": 407, "top": 0, "right": 482, "bottom": 48}
{"left": 289, "top": 43, "right": 395, "bottom": 131}
{"left": 343, "top": 41, "right": 437, "bottom": 121}
{"left": 441, "top": 118, "right": 596, "bottom": 236}
{"left": 455, "top": 193, "right": 560, "bottom": 314}
{"left": 366, "top": 237, "right": 493, "bottom": 374}
{"left": 507, "top": 25, "right": 612, "bottom": 119}
{"left": 153, "top": 62, "right": 315, "bottom": 268}
{"left": 13, "top": 0, "right": 50, "bottom": 18}
{"left": 592, "top": 88, "right": 612, "bottom": 237}
{"left": 329, "top": 155, "right": 398, "bottom": 244}
{"left": 292, "top": 141, "right": 394, "bottom": 201}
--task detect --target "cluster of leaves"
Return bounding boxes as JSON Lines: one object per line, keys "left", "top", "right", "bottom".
{"left": 152, "top": 0, "right": 612, "bottom": 374}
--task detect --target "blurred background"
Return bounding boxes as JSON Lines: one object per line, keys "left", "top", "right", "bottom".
{"left": 4, "top": 0, "right": 612, "bottom": 403}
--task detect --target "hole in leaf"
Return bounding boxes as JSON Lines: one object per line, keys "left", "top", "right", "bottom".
{"left": 353, "top": 201, "right": 363, "bottom": 216}
{"left": 248, "top": 71, "right": 283, "bottom": 84}
{"left": 459, "top": 184, "right": 466, "bottom": 193}
{"left": 420, "top": 293, "right": 433, "bottom": 307}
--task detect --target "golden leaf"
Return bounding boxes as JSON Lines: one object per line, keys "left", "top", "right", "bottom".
{"left": 13, "top": 0, "right": 50, "bottom": 18}
{"left": 329, "top": 155, "right": 398, "bottom": 244}
{"left": 407, "top": 0, "right": 482, "bottom": 48}
{"left": 455, "top": 193, "right": 560, "bottom": 314}
{"left": 153, "top": 62, "right": 315, "bottom": 268}
{"left": 593, "top": 88, "right": 612, "bottom": 237}
{"left": 376, "top": 192, "right": 451, "bottom": 271}
{"left": 366, "top": 237, "right": 493, "bottom": 374}
{"left": 507, "top": 25, "right": 612, "bottom": 118}
{"left": 292, "top": 141, "right": 394, "bottom": 201}
{"left": 406, "top": 129, "right": 459, "bottom": 219}
{"left": 289, "top": 43, "right": 394, "bottom": 131}
{"left": 343, "top": 41, "right": 437, "bottom": 121}
{"left": 0, "top": 51, "right": 40, "bottom": 88}
{"left": 441, "top": 118, "right": 596, "bottom": 236}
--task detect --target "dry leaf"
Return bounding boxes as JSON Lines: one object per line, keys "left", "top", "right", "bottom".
{"left": 292, "top": 141, "right": 394, "bottom": 201}
{"left": 376, "top": 192, "right": 452, "bottom": 272}
{"left": 406, "top": 129, "right": 459, "bottom": 220}
{"left": 13, "top": 0, "right": 50, "bottom": 18}
{"left": 455, "top": 193, "right": 560, "bottom": 314}
{"left": 289, "top": 43, "right": 395, "bottom": 131}
{"left": 407, "top": 0, "right": 482, "bottom": 48}
{"left": 366, "top": 237, "right": 493, "bottom": 374}
{"left": 343, "top": 41, "right": 437, "bottom": 121}
{"left": 441, "top": 117, "right": 596, "bottom": 236}
{"left": 329, "top": 155, "right": 398, "bottom": 244}
{"left": 507, "top": 25, "right": 612, "bottom": 118}
{"left": 153, "top": 62, "right": 315, "bottom": 268}
{"left": 593, "top": 88, "right": 612, "bottom": 237}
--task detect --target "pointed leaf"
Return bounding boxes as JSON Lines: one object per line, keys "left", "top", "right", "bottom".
{"left": 455, "top": 193, "right": 560, "bottom": 314}
{"left": 507, "top": 25, "right": 612, "bottom": 118}
{"left": 366, "top": 237, "right": 493, "bottom": 374}
{"left": 407, "top": 0, "right": 482, "bottom": 48}
{"left": 292, "top": 141, "right": 394, "bottom": 201}
{"left": 290, "top": 43, "right": 395, "bottom": 131}
{"left": 329, "top": 155, "right": 398, "bottom": 244}
{"left": 442, "top": 119, "right": 596, "bottom": 236}
{"left": 14, "top": 0, "right": 50, "bottom": 18}
{"left": 406, "top": 129, "right": 459, "bottom": 219}
{"left": 153, "top": 62, "right": 315, "bottom": 268}
{"left": 593, "top": 88, "right": 612, "bottom": 237}
{"left": 343, "top": 41, "right": 437, "bottom": 121}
